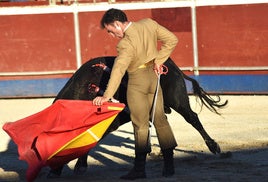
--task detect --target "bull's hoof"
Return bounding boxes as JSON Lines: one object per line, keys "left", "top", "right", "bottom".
{"left": 220, "top": 151, "right": 232, "bottom": 158}
{"left": 47, "top": 167, "right": 62, "bottom": 178}
{"left": 74, "top": 159, "right": 88, "bottom": 175}
{"left": 47, "top": 172, "right": 60, "bottom": 179}
{"left": 74, "top": 166, "right": 87, "bottom": 175}
{"left": 205, "top": 140, "right": 221, "bottom": 154}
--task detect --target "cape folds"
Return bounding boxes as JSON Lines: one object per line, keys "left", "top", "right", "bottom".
{"left": 3, "top": 99, "right": 124, "bottom": 182}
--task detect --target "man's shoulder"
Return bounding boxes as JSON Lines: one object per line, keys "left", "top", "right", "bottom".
{"left": 138, "top": 18, "right": 155, "bottom": 24}
{"left": 134, "top": 18, "right": 158, "bottom": 28}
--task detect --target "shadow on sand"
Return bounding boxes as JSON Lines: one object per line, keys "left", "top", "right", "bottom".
{"left": 1, "top": 128, "right": 268, "bottom": 182}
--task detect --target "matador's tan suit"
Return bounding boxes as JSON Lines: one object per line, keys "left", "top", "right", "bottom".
{"left": 101, "top": 12, "right": 178, "bottom": 179}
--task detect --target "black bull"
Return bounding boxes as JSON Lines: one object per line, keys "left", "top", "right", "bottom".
{"left": 53, "top": 56, "right": 227, "bottom": 173}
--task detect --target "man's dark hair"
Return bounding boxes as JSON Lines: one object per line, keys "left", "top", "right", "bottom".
{"left": 100, "top": 8, "right": 128, "bottom": 29}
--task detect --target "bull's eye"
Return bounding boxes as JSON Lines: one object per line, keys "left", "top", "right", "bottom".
{"left": 88, "top": 83, "right": 99, "bottom": 93}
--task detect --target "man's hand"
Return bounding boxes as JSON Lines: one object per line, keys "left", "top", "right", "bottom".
{"left": 153, "top": 63, "right": 162, "bottom": 75}
{"left": 92, "top": 96, "right": 109, "bottom": 106}
{"left": 153, "top": 63, "right": 168, "bottom": 75}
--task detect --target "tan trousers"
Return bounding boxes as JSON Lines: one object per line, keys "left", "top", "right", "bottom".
{"left": 127, "top": 65, "right": 177, "bottom": 153}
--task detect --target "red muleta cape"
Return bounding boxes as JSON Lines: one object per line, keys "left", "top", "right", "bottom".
{"left": 2, "top": 99, "right": 125, "bottom": 182}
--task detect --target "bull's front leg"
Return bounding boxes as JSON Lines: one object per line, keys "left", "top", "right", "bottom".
{"left": 180, "top": 109, "right": 221, "bottom": 154}
{"left": 47, "top": 153, "right": 88, "bottom": 178}
{"left": 74, "top": 153, "right": 88, "bottom": 175}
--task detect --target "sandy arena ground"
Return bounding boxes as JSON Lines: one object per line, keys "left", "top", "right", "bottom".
{"left": 0, "top": 95, "right": 268, "bottom": 182}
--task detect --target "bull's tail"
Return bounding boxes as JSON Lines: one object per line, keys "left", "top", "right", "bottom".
{"left": 182, "top": 73, "right": 228, "bottom": 115}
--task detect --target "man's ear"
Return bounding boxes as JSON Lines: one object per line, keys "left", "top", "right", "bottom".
{"left": 115, "top": 25, "right": 120, "bottom": 30}
{"left": 114, "top": 21, "right": 121, "bottom": 29}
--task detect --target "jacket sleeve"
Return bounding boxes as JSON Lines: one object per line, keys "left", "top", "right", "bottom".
{"left": 154, "top": 21, "right": 178, "bottom": 65}
{"left": 103, "top": 40, "right": 134, "bottom": 99}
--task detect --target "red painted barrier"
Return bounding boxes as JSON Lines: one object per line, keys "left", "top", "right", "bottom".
{"left": 0, "top": 1, "right": 267, "bottom": 96}
{"left": 197, "top": 4, "right": 268, "bottom": 68}
{"left": 0, "top": 13, "right": 76, "bottom": 73}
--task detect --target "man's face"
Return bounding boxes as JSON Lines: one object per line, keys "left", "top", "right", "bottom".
{"left": 104, "top": 22, "right": 124, "bottom": 39}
